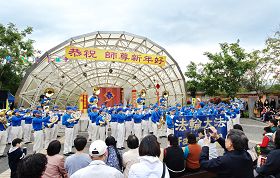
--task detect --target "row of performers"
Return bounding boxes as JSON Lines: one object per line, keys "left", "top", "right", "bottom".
{"left": 0, "top": 105, "right": 82, "bottom": 156}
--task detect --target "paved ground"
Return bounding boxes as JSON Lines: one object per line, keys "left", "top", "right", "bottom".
{"left": 0, "top": 118, "right": 267, "bottom": 177}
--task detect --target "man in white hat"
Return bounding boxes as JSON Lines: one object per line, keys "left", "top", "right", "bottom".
{"left": 70, "top": 140, "right": 123, "bottom": 178}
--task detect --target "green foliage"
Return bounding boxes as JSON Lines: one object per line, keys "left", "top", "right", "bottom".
{"left": 0, "top": 23, "right": 34, "bottom": 94}
{"left": 203, "top": 42, "right": 253, "bottom": 98}
{"left": 184, "top": 61, "right": 204, "bottom": 92}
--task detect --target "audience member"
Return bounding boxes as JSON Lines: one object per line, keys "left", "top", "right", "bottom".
{"left": 197, "top": 128, "right": 218, "bottom": 159}
{"left": 42, "top": 140, "right": 68, "bottom": 178}
{"left": 255, "top": 129, "right": 280, "bottom": 177}
{"left": 123, "top": 135, "right": 140, "bottom": 178}
{"left": 17, "top": 153, "right": 48, "bottom": 178}
{"left": 233, "top": 124, "right": 243, "bottom": 131}
{"left": 184, "top": 133, "right": 201, "bottom": 172}
{"left": 163, "top": 134, "right": 185, "bottom": 178}
{"left": 71, "top": 140, "right": 123, "bottom": 178}
{"left": 8, "top": 138, "right": 26, "bottom": 178}
{"left": 200, "top": 129, "right": 254, "bottom": 178}
{"left": 256, "top": 127, "right": 275, "bottom": 155}
{"left": 105, "top": 136, "right": 123, "bottom": 172}
{"left": 268, "top": 119, "right": 278, "bottom": 133}
{"left": 128, "top": 134, "right": 169, "bottom": 178}
{"left": 65, "top": 136, "right": 91, "bottom": 176}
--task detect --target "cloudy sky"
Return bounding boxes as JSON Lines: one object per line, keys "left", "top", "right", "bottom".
{"left": 1, "top": 0, "right": 279, "bottom": 72}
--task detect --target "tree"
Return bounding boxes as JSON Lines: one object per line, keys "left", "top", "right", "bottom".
{"left": 243, "top": 31, "right": 280, "bottom": 95}
{"left": 203, "top": 42, "right": 253, "bottom": 98}
{"left": 184, "top": 61, "right": 204, "bottom": 97}
{"left": 0, "top": 23, "right": 34, "bottom": 94}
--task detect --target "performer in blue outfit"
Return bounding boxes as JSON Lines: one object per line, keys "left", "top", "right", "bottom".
{"left": 62, "top": 106, "right": 76, "bottom": 156}
{"left": 10, "top": 110, "right": 22, "bottom": 142}
{"left": 116, "top": 108, "right": 125, "bottom": 149}
{"left": 151, "top": 105, "right": 160, "bottom": 138}
{"left": 166, "top": 107, "right": 176, "bottom": 136}
{"left": 32, "top": 110, "right": 48, "bottom": 153}
{"left": 89, "top": 106, "right": 99, "bottom": 141}
{"left": 133, "top": 108, "right": 143, "bottom": 140}
{"left": 22, "top": 109, "right": 32, "bottom": 144}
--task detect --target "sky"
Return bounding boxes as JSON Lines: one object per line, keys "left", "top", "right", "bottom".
{"left": 1, "top": 0, "right": 280, "bottom": 72}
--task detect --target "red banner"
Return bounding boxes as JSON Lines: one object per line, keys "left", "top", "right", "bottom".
{"left": 97, "top": 87, "right": 123, "bottom": 107}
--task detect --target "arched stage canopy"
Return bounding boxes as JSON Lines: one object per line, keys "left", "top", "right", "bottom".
{"left": 16, "top": 31, "right": 186, "bottom": 107}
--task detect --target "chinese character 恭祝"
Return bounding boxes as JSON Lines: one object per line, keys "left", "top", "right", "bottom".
{"left": 131, "top": 54, "right": 141, "bottom": 62}
{"left": 214, "top": 116, "right": 227, "bottom": 128}
{"left": 105, "top": 52, "right": 117, "bottom": 59}
{"left": 175, "top": 118, "right": 188, "bottom": 131}
{"left": 68, "top": 48, "right": 82, "bottom": 57}
{"left": 203, "top": 117, "right": 214, "bottom": 128}
{"left": 154, "top": 57, "right": 164, "bottom": 65}
{"left": 84, "top": 50, "right": 97, "bottom": 58}
{"left": 120, "top": 53, "right": 129, "bottom": 61}
{"left": 143, "top": 56, "right": 153, "bottom": 63}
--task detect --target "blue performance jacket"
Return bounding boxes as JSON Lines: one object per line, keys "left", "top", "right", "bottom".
{"left": 62, "top": 113, "right": 75, "bottom": 128}
{"left": 117, "top": 114, "right": 125, "bottom": 123}
{"left": 11, "top": 116, "right": 22, "bottom": 126}
{"left": 166, "top": 115, "right": 175, "bottom": 129}
{"left": 133, "top": 114, "right": 143, "bottom": 123}
{"left": 32, "top": 116, "right": 48, "bottom": 131}
{"left": 151, "top": 111, "right": 160, "bottom": 124}
{"left": 143, "top": 112, "right": 151, "bottom": 120}
{"left": 110, "top": 114, "right": 117, "bottom": 122}
{"left": 43, "top": 116, "right": 54, "bottom": 128}
{"left": 23, "top": 116, "right": 33, "bottom": 124}
{"left": 89, "top": 112, "right": 99, "bottom": 123}
{"left": 0, "top": 122, "right": 6, "bottom": 131}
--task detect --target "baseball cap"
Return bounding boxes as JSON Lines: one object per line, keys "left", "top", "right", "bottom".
{"left": 89, "top": 140, "right": 107, "bottom": 157}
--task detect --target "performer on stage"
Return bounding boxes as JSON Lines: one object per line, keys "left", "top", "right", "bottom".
{"left": 32, "top": 110, "right": 47, "bottom": 153}
{"left": 0, "top": 110, "right": 8, "bottom": 158}
{"left": 62, "top": 106, "right": 76, "bottom": 156}
{"left": 96, "top": 109, "right": 108, "bottom": 141}
{"left": 151, "top": 105, "right": 160, "bottom": 138}
{"left": 52, "top": 106, "right": 61, "bottom": 140}
{"left": 88, "top": 106, "right": 99, "bottom": 141}
{"left": 125, "top": 107, "right": 134, "bottom": 139}
{"left": 142, "top": 106, "right": 151, "bottom": 137}
{"left": 109, "top": 108, "right": 118, "bottom": 139}
{"left": 43, "top": 110, "right": 58, "bottom": 149}
{"left": 10, "top": 109, "right": 23, "bottom": 141}
{"left": 133, "top": 108, "right": 143, "bottom": 140}
{"left": 23, "top": 109, "right": 32, "bottom": 144}
{"left": 166, "top": 107, "right": 176, "bottom": 136}
{"left": 116, "top": 108, "right": 125, "bottom": 149}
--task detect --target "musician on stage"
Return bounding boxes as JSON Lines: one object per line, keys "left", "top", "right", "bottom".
{"left": 22, "top": 109, "right": 32, "bottom": 144}
{"left": 166, "top": 107, "right": 176, "bottom": 136}
{"left": 32, "top": 110, "right": 48, "bottom": 153}
{"left": 142, "top": 106, "right": 151, "bottom": 137}
{"left": 43, "top": 109, "right": 57, "bottom": 149}
{"left": 0, "top": 110, "right": 8, "bottom": 158}
{"left": 89, "top": 106, "right": 99, "bottom": 141}
{"left": 116, "top": 108, "right": 125, "bottom": 149}
{"left": 52, "top": 105, "right": 62, "bottom": 140}
{"left": 96, "top": 108, "right": 108, "bottom": 141}
{"left": 151, "top": 105, "right": 160, "bottom": 138}
{"left": 133, "top": 108, "right": 143, "bottom": 140}
{"left": 62, "top": 106, "right": 76, "bottom": 156}
{"left": 10, "top": 109, "right": 23, "bottom": 141}
{"left": 124, "top": 107, "right": 134, "bottom": 139}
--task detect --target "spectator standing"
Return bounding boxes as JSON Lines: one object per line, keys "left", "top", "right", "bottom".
{"left": 71, "top": 140, "right": 123, "bottom": 178}
{"left": 42, "top": 140, "right": 68, "bottom": 178}
{"left": 184, "top": 133, "right": 201, "bottom": 172}
{"left": 255, "top": 129, "right": 280, "bottom": 177}
{"left": 163, "top": 134, "right": 185, "bottom": 178}
{"left": 200, "top": 129, "right": 254, "bottom": 178}
{"left": 65, "top": 136, "right": 91, "bottom": 177}
{"left": 123, "top": 135, "right": 140, "bottom": 178}
{"left": 105, "top": 136, "right": 123, "bottom": 172}
{"left": 128, "top": 134, "right": 169, "bottom": 178}
{"left": 17, "top": 153, "right": 48, "bottom": 178}
{"left": 8, "top": 138, "right": 26, "bottom": 178}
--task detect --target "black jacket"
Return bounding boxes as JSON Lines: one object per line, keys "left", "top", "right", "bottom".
{"left": 7, "top": 147, "right": 25, "bottom": 178}
{"left": 200, "top": 146, "right": 254, "bottom": 178}
{"left": 256, "top": 149, "right": 280, "bottom": 178}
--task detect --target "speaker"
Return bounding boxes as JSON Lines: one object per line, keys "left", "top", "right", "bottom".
{"left": 0, "top": 90, "right": 8, "bottom": 101}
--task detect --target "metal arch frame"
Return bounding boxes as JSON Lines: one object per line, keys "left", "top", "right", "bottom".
{"left": 16, "top": 31, "right": 186, "bottom": 107}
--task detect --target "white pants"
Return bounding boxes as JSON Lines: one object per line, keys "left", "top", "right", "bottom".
{"left": 74, "top": 123, "right": 79, "bottom": 137}
{"left": 110, "top": 122, "right": 118, "bottom": 139}
{"left": 167, "top": 128, "right": 174, "bottom": 137}
{"left": 142, "top": 120, "right": 149, "bottom": 137}
{"left": 134, "top": 123, "right": 142, "bottom": 140}
{"left": 117, "top": 123, "right": 125, "bottom": 148}
{"left": 11, "top": 126, "right": 21, "bottom": 141}
{"left": 20, "top": 120, "right": 25, "bottom": 138}
{"left": 52, "top": 124, "right": 59, "bottom": 140}
{"left": 152, "top": 123, "right": 158, "bottom": 138}
{"left": 149, "top": 119, "right": 153, "bottom": 133}
{"left": 23, "top": 124, "right": 32, "bottom": 142}
{"left": 33, "top": 130, "right": 44, "bottom": 153}
{"left": 158, "top": 123, "right": 166, "bottom": 137}
{"left": 64, "top": 128, "right": 74, "bottom": 154}
{"left": 44, "top": 128, "right": 53, "bottom": 149}
{"left": 125, "top": 121, "right": 133, "bottom": 139}
{"left": 91, "top": 123, "right": 99, "bottom": 141}
{"left": 98, "top": 126, "right": 106, "bottom": 141}
{"left": 88, "top": 122, "right": 93, "bottom": 140}
{"left": 0, "top": 131, "right": 7, "bottom": 156}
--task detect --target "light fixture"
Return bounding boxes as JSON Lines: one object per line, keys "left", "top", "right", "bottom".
{"left": 109, "top": 69, "right": 113, "bottom": 73}
{"left": 83, "top": 72, "right": 87, "bottom": 77}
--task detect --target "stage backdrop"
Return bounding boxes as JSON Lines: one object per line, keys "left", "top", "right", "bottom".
{"left": 97, "top": 87, "right": 123, "bottom": 107}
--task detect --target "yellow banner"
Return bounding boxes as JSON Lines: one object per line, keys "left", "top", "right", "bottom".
{"left": 65, "top": 46, "right": 166, "bottom": 67}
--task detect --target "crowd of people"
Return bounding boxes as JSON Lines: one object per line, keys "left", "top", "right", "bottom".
{"left": 0, "top": 99, "right": 280, "bottom": 178}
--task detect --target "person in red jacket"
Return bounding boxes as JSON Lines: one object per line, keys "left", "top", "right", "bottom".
{"left": 256, "top": 127, "right": 275, "bottom": 155}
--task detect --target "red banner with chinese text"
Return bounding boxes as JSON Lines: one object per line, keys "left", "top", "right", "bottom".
{"left": 97, "top": 87, "right": 123, "bottom": 107}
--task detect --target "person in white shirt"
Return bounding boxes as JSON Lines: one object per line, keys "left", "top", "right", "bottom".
{"left": 128, "top": 134, "right": 169, "bottom": 178}
{"left": 197, "top": 128, "right": 218, "bottom": 159}
{"left": 70, "top": 140, "right": 123, "bottom": 178}
{"left": 122, "top": 135, "right": 140, "bottom": 178}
